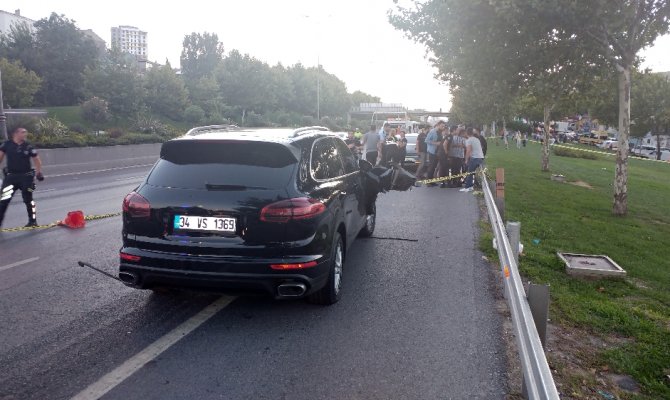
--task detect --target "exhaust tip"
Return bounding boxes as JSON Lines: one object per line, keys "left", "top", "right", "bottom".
{"left": 119, "top": 271, "right": 140, "bottom": 286}
{"left": 277, "top": 283, "right": 307, "bottom": 298}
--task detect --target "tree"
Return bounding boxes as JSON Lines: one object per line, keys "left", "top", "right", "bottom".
{"left": 0, "top": 58, "right": 42, "bottom": 107}
{"left": 180, "top": 32, "right": 224, "bottom": 80}
{"left": 31, "top": 13, "right": 100, "bottom": 106}
{"left": 565, "top": 0, "right": 670, "bottom": 215}
{"left": 144, "top": 61, "right": 190, "bottom": 119}
{"left": 0, "top": 23, "right": 37, "bottom": 68}
{"left": 391, "top": 0, "right": 601, "bottom": 172}
{"left": 84, "top": 50, "right": 145, "bottom": 117}
{"left": 390, "top": 0, "right": 522, "bottom": 135}
{"left": 630, "top": 71, "right": 670, "bottom": 159}
{"left": 216, "top": 50, "right": 275, "bottom": 124}
{"left": 350, "top": 90, "right": 381, "bottom": 107}
{"left": 184, "top": 105, "right": 206, "bottom": 124}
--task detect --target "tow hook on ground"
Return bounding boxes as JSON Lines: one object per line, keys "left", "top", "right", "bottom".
{"left": 368, "top": 236, "right": 419, "bottom": 242}
{"left": 77, "top": 261, "right": 123, "bottom": 283}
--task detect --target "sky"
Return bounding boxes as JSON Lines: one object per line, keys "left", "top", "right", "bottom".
{"left": 3, "top": 0, "right": 670, "bottom": 112}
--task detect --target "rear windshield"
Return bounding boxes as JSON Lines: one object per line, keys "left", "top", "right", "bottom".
{"left": 147, "top": 140, "right": 297, "bottom": 190}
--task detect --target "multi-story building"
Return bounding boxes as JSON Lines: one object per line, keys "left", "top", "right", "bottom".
{"left": 0, "top": 9, "right": 35, "bottom": 35}
{"left": 111, "top": 25, "right": 148, "bottom": 60}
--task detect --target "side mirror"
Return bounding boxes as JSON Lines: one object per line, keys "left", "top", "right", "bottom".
{"left": 358, "top": 158, "right": 373, "bottom": 172}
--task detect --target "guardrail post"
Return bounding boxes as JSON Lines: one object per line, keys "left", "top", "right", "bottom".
{"left": 528, "top": 283, "right": 550, "bottom": 348}
{"left": 495, "top": 168, "right": 505, "bottom": 221}
{"left": 506, "top": 221, "right": 521, "bottom": 264}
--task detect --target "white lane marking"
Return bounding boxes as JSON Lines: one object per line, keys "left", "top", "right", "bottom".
{"left": 114, "top": 176, "right": 145, "bottom": 182}
{"left": 0, "top": 257, "right": 40, "bottom": 273}
{"left": 48, "top": 164, "right": 154, "bottom": 178}
{"left": 70, "top": 295, "right": 235, "bottom": 400}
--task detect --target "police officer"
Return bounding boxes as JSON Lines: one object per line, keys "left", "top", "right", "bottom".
{"left": 0, "top": 127, "right": 44, "bottom": 228}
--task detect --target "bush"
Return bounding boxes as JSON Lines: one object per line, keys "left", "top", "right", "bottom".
{"left": 131, "top": 113, "right": 179, "bottom": 137}
{"left": 553, "top": 146, "right": 599, "bottom": 160}
{"left": 36, "top": 117, "right": 69, "bottom": 137}
{"left": 206, "top": 112, "right": 229, "bottom": 125}
{"left": 116, "top": 133, "right": 165, "bottom": 145}
{"left": 184, "top": 105, "right": 206, "bottom": 124}
{"left": 31, "top": 133, "right": 88, "bottom": 148}
{"left": 108, "top": 127, "right": 125, "bottom": 139}
{"left": 7, "top": 114, "right": 40, "bottom": 136}
{"left": 244, "top": 111, "right": 268, "bottom": 127}
{"left": 301, "top": 115, "right": 316, "bottom": 127}
{"left": 81, "top": 97, "right": 111, "bottom": 126}
{"left": 68, "top": 123, "right": 87, "bottom": 134}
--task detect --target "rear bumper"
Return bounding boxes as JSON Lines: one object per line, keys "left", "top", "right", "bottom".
{"left": 119, "top": 248, "right": 330, "bottom": 298}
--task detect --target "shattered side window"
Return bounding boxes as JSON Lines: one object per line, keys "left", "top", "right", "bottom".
{"left": 311, "top": 138, "right": 345, "bottom": 180}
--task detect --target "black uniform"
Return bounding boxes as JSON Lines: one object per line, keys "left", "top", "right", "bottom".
{"left": 0, "top": 140, "right": 39, "bottom": 226}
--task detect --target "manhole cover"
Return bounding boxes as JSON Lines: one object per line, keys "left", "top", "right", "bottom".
{"left": 557, "top": 253, "right": 626, "bottom": 278}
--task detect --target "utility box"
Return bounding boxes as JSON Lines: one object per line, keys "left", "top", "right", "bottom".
{"left": 557, "top": 253, "right": 626, "bottom": 278}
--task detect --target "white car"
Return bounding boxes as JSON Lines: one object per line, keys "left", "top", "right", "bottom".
{"left": 599, "top": 140, "right": 618, "bottom": 150}
{"left": 646, "top": 149, "right": 670, "bottom": 161}
{"left": 632, "top": 145, "right": 657, "bottom": 158}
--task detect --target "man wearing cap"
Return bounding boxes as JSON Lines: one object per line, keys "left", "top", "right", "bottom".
{"left": 0, "top": 127, "right": 44, "bottom": 228}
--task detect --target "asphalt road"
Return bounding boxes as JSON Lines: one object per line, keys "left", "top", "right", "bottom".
{"left": 0, "top": 166, "right": 507, "bottom": 400}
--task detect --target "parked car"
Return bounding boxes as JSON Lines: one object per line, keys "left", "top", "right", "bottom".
{"left": 119, "top": 126, "right": 385, "bottom": 305}
{"left": 579, "top": 132, "right": 608, "bottom": 146}
{"left": 632, "top": 145, "right": 657, "bottom": 158}
{"left": 403, "top": 133, "right": 419, "bottom": 170}
{"left": 647, "top": 148, "right": 670, "bottom": 161}
{"left": 598, "top": 140, "right": 618, "bottom": 150}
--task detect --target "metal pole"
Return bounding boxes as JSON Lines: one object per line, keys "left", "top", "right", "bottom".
{"left": 506, "top": 221, "right": 521, "bottom": 265}
{"left": 528, "top": 283, "right": 550, "bottom": 348}
{"left": 0, "top": 69, "right": 8, "bottom": 140}
{"left": 316, "top": 56, "right": 320, "bottom": 121}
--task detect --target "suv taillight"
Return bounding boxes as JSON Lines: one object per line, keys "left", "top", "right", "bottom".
{"left": 260, "top": 197, "right": 326, "bottom": 223}
{"left": 122, "top": 192, "right": 151, "bottom": 219}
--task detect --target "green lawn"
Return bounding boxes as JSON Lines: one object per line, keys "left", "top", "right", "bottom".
{"left": 46, "top": 106, "right": 192, "bottom": 132}
{"left": 47, "top": 106, "right": 92, "bottom": 128}
{"left": 483, "top": 141, "right": 670, "bottom": 399}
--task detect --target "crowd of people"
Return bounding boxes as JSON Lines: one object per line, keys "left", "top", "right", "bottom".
{"left": 415, "top": 121, "right": 487, "bottom": 192}
{"left": 343, "top": 121, "right": 487, "bottom": 192}
{"left": 344, "top": 124, "right": 408, "bottom": 167}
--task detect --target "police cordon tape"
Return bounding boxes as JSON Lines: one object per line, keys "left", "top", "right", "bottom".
{"left": 0, "top": 212, "right": 121, "bottom": 233}
{"left": 525, "top": 139, "right": 670, "bottom": 163}
{"left": 416, "top": 168, "right": 487, "bottom": 185}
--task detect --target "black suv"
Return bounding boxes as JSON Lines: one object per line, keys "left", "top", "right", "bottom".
{"left": 120, "top": 126, "right": 378, "bottom": 305}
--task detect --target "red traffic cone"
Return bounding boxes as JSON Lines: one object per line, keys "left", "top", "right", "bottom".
{"left": 59, "top": 210, "right": 86, "bottom": 229}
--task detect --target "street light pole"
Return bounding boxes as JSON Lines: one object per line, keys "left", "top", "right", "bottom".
{"left": 317, "top": 56, "right": 320, "bottom": 121}
{"left": 0, "top": 69, "right": 8, "bottom": 140}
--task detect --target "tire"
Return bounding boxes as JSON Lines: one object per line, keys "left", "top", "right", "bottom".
{"left": 308, "top": 233, "right": 344, "bottom": 305}
{"left": 358, "top": 203, "right": 376, "bottom": 238}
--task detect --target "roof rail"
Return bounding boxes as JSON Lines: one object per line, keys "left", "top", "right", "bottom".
{"left": 185, "top": 124, "right": 241, "bottom": 136}
{"left": 291, "top": 126, "right": 330, "bottom": 138}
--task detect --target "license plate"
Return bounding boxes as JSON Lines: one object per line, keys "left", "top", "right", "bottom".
{"left": 173, "top": 215, "right": 236, "bottom": 233}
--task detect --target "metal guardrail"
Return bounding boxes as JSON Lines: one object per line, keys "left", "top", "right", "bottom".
{"left": 480, "top": 170, "right": 560, "bottom": 400}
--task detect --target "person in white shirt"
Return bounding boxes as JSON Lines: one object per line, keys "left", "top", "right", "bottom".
{"left": 460, "top": 128, "right": 485, "bottom": 192}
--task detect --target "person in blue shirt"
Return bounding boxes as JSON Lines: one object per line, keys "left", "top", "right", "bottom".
{"left": 424, "top": 120, "right": 446, "bottom": 185}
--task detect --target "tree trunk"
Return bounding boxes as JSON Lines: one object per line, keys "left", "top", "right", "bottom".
{"left": 613, "top": 64, "right": 631, "bottom": 216}
{"left": 657, "top": 132, "right": 662, "bottom": 160}
{"left": 541, "top": 104, "right": 551, "bottom": 171}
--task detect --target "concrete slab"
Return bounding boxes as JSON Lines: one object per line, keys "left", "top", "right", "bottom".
{"left": 557, "top": 252, "right": 626, "bottom": 278}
